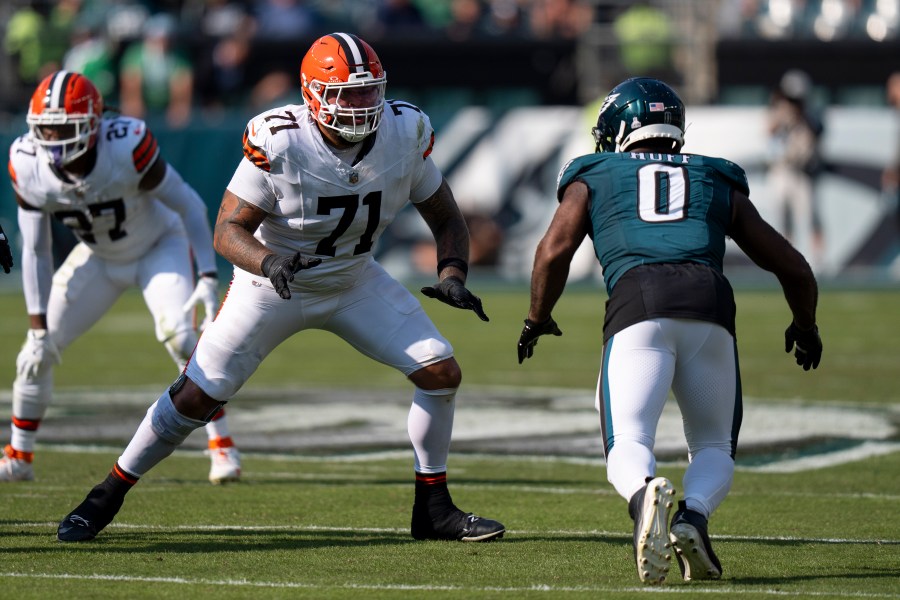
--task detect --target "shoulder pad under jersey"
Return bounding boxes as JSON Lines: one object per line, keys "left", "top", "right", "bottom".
{"left": 241, "top": 105, "right": 307, "bottom": 173}
{"left": 384, "top": 100, "right": 435, "bottom": 160}
{"left": 99, "top": 117, "right": 160, "bottom": 175}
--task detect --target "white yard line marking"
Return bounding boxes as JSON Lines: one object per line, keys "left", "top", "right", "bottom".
{"left": 0, "top": 572, "right": 899, "bottom": 597}
{"left": 33, "top": 439, "right": 900, "bottom": 473}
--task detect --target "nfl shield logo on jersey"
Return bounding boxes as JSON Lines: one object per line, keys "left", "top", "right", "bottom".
{"left": 349, "top": 171, "right": 359, "bottom": 184}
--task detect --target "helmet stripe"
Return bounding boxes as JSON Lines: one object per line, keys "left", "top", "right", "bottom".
{"left": 47, "top": 71, "right": 75, "bottom": 109}
{"left": 329, "top": 32, "right": 366, "bottom": 73}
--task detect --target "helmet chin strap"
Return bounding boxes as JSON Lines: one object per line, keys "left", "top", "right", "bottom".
{"left": 614, "top": 120, "right": 627, "bottom": 152}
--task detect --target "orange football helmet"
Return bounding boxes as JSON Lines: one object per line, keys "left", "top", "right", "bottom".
{"left": 26, "top": 70, "right": 103, "bottom": 167}
{"left": 300, "top": 32, "right": 386, "bottom": 143}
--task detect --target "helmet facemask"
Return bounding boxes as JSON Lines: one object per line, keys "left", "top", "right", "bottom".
{"left": 27, "top": 71, "right": 103, "bottom": 169}
{"left": 27, "top": 104, "right": 101, "bottom": 168}
{"left": 305, "top": 73, "right": 386, "bottom": 143}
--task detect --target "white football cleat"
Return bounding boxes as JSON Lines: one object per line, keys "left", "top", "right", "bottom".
{"left": 208, "top": 446, "right": 241, "bottom": 484}
{"left": 631, "top": 476, "right": 676, "bottom": 584}
{"left": 0, "top": 445, "right": 35, "bottom": 482}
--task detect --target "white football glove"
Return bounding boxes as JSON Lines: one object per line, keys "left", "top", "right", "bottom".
{"left": 16, "top": 328, "right": 62, "bottom": 379}
{"left": 182, "top": 275, "right": 220, "bottom": 330}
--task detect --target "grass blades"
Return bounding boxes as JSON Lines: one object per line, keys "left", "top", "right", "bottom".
{"left": 0, "top": 286, "right": 899, "bottom": 598}
{"left": 1, "top": 449, "right": 898, "bottom": 599}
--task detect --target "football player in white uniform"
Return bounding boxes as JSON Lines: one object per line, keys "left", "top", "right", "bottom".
{"left": 3, "top": 71, "right": 242, "bottom": 485}
{"left": 57, "top": 33, "right": 505, "bottom": 543}
{"left": 0, "top": 224, "right": 12, "bottom": 273}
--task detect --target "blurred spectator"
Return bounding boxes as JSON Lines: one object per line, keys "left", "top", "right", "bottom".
{"left": 248, "top": 70, "right": 297, "bottom": 111}
{"left": 613, "top": 4, "right": 672, "bottom": 76}
{"left": 882, "top": 71, "right": 900, "bottom": 230}
{"left": 119, "top": 13, "right": 194, "bottom": 128}
{"left": 445, "top": 0, "right": 485, "bottom": 41}
{"left": 766, "top": 69, "right": 826, "bottom": 270}
{"left": 188, "top": 0, "right": 258, "bottom": 114}
{"left": 378, "top": 0, "right": 428, "bottom": 28}
{"left": 252, "top": 0, "right": 318, "bottom": 41}
{"left": 360, "top": 0, "right": 429, "bottom": 39}
{"left": 482, "top": 0, "right": 528, "bottom": 37}
{"left": 63, "top": 22, "right": 117, "bottom": 101}
{"left": 5, "top": 0, "right": 82, "bottom": 87}
{"left": 97, "top": 0, "right": 151, "bottom": 45}
{"left": 528, "top": 0, "right": 594, "bottom": 40}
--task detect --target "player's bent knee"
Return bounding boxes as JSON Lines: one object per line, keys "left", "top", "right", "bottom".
{"left": 162, "top": 326, "right": 199, "bottom": 367}
{"left": 169, "top": 373, "right": 226, "bottom": 422}
{"left": 150, "top": 388, "right": 210, "bottom": 445}
{"left": 409, "top": 358, "right": 461, "bottom": 390}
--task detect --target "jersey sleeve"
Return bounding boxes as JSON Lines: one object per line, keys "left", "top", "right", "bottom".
{"left": 555, "top": 154, "right": 604, "bottom": 201}
{"left": 8, "top": 136, "right": 37, "bottom": 203}
{"left": 105, "top": 117, "right": 160, "bottom": 175}
{"left": 227, "top": 157, "right": 276, "bottom": 211}
{"left": 225, "top": 112, "right": 281, "bottom": 211}
{"left": 405, "top": 106, "right": 443, "bottom": 203}
{"left": 131, "top": 125, "right": 160, "bottom": 174}
{"left": 711, "top": 157, "right": 749, "bottom": 196}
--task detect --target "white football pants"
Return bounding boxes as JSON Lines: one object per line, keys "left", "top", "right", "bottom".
{"left": 598, "top": 318, "right": 741, "bottom": 519}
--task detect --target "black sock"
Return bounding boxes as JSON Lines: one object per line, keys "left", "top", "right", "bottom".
{"left": 76, "top": 463, "right": 137, "bottom": 527}
{"left": 109, "top": 462, "right": 140, "bottom": 488}
{"left": 414, "top": 472, "right": 457, "bottom": 521}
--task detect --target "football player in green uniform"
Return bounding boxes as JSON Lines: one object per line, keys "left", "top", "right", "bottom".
{"left": 518, "top": 77, "right": 822, "bottom": 584}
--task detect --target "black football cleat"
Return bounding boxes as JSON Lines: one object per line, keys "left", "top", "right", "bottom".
{"left": 411, "top": 506, "right": 505, "bottom": 542}
{"left": 57, "top": 479, "right": 126, "bottom": 542}
{"left": 668, "top": 500, "right": 722, "bottom": 581}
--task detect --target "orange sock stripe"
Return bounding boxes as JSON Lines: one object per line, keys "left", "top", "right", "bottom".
{"left": 208, "top": 436, "right": 234, "bottom": 450}
{"left": 209, "top": 408, "right": 226, "bottom": 422}
{"left": 4, "top": 444, "right": 33, "bottom": 462}
{"left": 112, "top": 463, "right": 139, "bottom": 486}
{"left": 11, "top": 417, "right": 40, "bottom": 431}
{"left": 415, "top": 472, "right": 447, "bottom": 485}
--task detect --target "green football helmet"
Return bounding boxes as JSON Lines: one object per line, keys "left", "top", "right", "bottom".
{"left": 591, "top": 77, "right": 685, "bottom": 153}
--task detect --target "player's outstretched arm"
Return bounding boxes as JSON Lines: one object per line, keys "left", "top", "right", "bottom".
{"left": 416, "top": 178, "right": 489, "bottom": 321}
{"left": 729, "top": 190, "right": 821, "bottom": 370}
{"left": 214, "top": 190, "right": 319, "bottom": 300}
{"left": 518, "top": 182, "right": 589, "bottom": 363}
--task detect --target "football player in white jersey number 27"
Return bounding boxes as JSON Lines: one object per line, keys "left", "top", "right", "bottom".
{"left": 57, "top": 32, "right": 506, "bottom": 543}
{"left": 3, "top": 71, "right": 241, "bottom": 485}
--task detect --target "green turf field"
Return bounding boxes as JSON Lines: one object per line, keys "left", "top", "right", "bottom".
{"left": 0, "top": 285, "right": 898, "bottom": 599}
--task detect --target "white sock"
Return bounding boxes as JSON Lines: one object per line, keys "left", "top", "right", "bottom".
{"left": 407, "top": 387, "right": 456, "bottom": 474}
{"left": 682, "top": 447, "right": 734, "bottom": 518}
{"left": 606, "top": 440, "right": 657, "bottom": 501}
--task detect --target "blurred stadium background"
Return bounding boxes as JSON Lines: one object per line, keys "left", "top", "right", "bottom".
{"left": 1, "top": 0, "right": 899, "bottom": 287}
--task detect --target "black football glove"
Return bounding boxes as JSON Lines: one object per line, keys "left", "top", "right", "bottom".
{"left": 261, "top": 252, "right": 322, "bottom": 299}
{"left": 0, "top": 224, "right": 12, "bottom": 274}
{"left": 420, "top": 276, "right": 489, "bottom": 322}
{"left": 517, "top": 316, "right": 563, "bottom": 364}
{"left": 784, "top": 322, "right": 822, "bottom": 371}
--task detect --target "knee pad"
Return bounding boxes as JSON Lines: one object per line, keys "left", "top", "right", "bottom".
{"left": 150, "top": 390, "right": 208, "bottom": 445}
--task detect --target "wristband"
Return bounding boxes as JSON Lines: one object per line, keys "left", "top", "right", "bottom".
{"left": 261, "top": 254, "right": 277, "bottom": 276}
{"left": 436, "top": 257, "right": 468, "bottom": 276}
